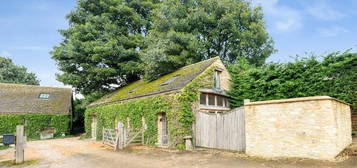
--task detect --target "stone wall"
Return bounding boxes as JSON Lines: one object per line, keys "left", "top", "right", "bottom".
{"left": 244, "top": 96, "right": 352, "bottom": 161}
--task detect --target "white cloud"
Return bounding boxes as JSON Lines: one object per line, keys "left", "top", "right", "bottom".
{"left": 306, "top": 1, "right": 344, "bottom": 20}
{"left": 318, "top": 26, "right": 348, "bottom": 37}
{"left": 251, "top": 0, "right": 302, "bottom": 32}
{"left": 0, "top": 50, "right": 11, "bottom": 57}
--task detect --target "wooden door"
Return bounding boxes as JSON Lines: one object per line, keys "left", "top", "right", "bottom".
{"left": 161, "top": 113, "right": 168, "bottom": 145}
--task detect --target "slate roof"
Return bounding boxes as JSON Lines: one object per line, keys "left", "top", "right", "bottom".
{"left": 0, "top": 83, "right": 72, "bottom": 115}
{"left": 90, "top": 57, "right": 219, "bottom": 107}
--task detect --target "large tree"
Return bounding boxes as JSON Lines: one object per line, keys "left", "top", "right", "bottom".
{"left": 0, "top": 57, "right": 39, "bottom": 85}
{"left": 142, "top": 0, "right": 275, "bottom": 80}
{"left": 52, "top": 0, "right": 159, "bottom": 96}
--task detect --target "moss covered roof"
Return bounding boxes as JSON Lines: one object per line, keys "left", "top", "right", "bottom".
{"left": 0, "top": 83, "right": 72, "bottom": 114}
{"left": 90, "top": 57, "right": 219, "bottom": 107}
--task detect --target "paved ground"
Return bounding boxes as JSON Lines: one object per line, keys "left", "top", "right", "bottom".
{"left": 0, "top": 137, "right": 356, "bottom": 168}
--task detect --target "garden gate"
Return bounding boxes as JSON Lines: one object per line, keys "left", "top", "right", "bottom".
{"left": 194, "top": 107, "right": 245, "bottom": 151}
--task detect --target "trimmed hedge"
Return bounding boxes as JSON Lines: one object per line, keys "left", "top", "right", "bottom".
{"left": 228, "top": 52, "right": 357, "bottom": 113}
{"left": 0, "top": 114, "right": 70, "bottom": 139}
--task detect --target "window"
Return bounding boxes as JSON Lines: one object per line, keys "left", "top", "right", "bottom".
{"left": 217, "top": 96, "right": 224, "bottom": 106}
{"left": 200, "top": 93, "right": 207, "bottom": 105}
{"left": 214, "top": 70, "right": 222, "bottom": 89}
{"left": 208, "top": 94, "right": 215, "bottom": 105}
{"left": 39, "top": 93, "right": 50, "bottom": 99}
{"left": 160, "top": 74, "right": 180, "bottom": 86}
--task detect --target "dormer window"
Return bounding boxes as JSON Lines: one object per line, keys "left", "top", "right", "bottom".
{"left": 214, "top": 68, "right": 222, "bottom": 89}
{"left": 39, "top": 93, "right": 50, "bottom": 99}
{"left": 199, "top": 91, "right": 230, "bottom": 112}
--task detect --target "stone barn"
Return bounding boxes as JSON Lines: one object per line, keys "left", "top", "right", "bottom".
{"left": 86, "top": 57, "right": 234, "bottom": 148}
{"left": 0, "top": 83, "right": 73, "bottom": 138}
{"left": 244, "top": 96, "right": 352, "bottom": 160}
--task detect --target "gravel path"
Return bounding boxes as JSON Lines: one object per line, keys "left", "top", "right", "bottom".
{"left": 0, "top": 137, "right": 356, "bottom": 168}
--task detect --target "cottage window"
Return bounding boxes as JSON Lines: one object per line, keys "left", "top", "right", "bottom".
{"left": 200, "top": 93, "right": 207, "bottom": 105}
{"left": 39, "top": 93, "right": 50, "bottom": 99}
{"left": 214, "top": 69, "right": 222, "bottom": 89}
{"left": 217, "top": 96, "right": 224, "bottom": 106}
{"left": 208, "top": 94, "right": 215, "bottom": 105}
{"left": 199, "top": 92, "right": 230, "bottom": 111}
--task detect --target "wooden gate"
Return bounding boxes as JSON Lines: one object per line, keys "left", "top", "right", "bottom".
{"left": 194, "top": 107, "right": 245, "bottom": 151}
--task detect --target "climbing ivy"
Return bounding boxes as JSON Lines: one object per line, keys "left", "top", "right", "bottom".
{"left": 0, "top": 114, "right": 70, "bottom": 138}
{"left": 85, "top": 66, "right": 216, "bottom": 148}
{"left": 168, "top": 68, "right": 214, "bottom": 148}
{"left": 85, "top": 96, "right": 172, "bottom": 145}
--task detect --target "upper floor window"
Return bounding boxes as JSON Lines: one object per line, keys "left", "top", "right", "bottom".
{"left": 39, "top": 93, "right": 50, "bottom": 99}
{"left": 200, "top": 93, "right": 229, "bottom": 108}
{"left": 214, "top": 69, "right": 222, "bottom": 89}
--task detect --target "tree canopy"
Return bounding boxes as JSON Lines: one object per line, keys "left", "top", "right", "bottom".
{"left": 52, "top": 0, "right": 159, "bottom": 96}
{"left": 141, "top": 0, "right": 274, "bottom": 80}
{"left": 52, "top": 0, "right": 274, "bottom": 96}
{"left": 0, "top": 57, "right": 39, "bottom": 85}
{"left": 228, "top": 52, "right": 357, "bottom": 113}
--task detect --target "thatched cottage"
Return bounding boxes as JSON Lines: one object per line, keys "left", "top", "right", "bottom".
{"left": 0, "top": 83, "right": 73, "bottom": 138}
{"left": 86, "top": 57, "right": 232, "bottom": 148}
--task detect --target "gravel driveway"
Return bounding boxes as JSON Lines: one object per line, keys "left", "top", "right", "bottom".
{"left": 0, "top": 137, "right": 356, "bottom": 168}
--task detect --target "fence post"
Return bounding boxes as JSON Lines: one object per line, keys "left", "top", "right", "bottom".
{"left": 15, "top": 125, "right": 24, "bottom": 164}
{"left": 117, "top": 122, "right": 124, "bottom": 150}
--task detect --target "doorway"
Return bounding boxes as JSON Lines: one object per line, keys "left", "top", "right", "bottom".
{"left": 158, "top": 113, "right": 168, "bottom": 146}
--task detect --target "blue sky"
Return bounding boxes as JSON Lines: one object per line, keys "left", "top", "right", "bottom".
{"left": 0, "top": 0, "right": 356, "bottom": 87}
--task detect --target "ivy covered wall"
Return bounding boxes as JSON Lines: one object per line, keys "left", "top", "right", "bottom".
{"left": 85, "top": 67, "right": 216, "bottom": 148}
{"left": 85, "top": 96, "right": 173, "bottom": 145}
{"left": 0, "top": 114, "right": 70, "bottom": 139}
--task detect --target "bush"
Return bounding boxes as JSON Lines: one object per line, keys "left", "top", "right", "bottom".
{"left": 228, "top": 52, "right": 357, "bottom": 113}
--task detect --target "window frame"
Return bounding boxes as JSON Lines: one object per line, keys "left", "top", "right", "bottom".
{"left": 38, "top": 93, "right": 50, "bottom": 99}
{"left": 199, "top": 92, "right": 229, "bottom": 110}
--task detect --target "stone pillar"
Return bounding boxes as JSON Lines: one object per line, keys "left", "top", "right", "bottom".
{"left": 184, "top": 136, "right": 193, "bottom": 150}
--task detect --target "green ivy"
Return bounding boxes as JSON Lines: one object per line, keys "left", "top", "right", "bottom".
{"left": 168, "top": 68, "right": 215, "bottom": 146}
{"left": 0, "top": 114, "right": 70, "bottom": 139}
{"left": 85, "top": 96, "right": 172, "bottom": 145}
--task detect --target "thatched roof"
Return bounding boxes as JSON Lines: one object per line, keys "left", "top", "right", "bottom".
{"left": 0, "top": 83, "right": 72, "bottom": 115}
{"left": 90, "top": 57, "right": 219, "bottom": 107}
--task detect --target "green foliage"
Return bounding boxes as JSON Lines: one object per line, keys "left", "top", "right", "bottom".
{"left": 53, "top": 0, "right": 274, "bottom": 95}
{"left": 0, "top": 114, "right": 70, "bottom": 139}
{"left": 0, "top": 57, "right": 39, "bottom": 85}
{"left": 141, "top": 0, "right": 274, "bottom": 80}
{"left": 169, "top": 67, "right": 214, "bottom": 146}
{"left": 52, "top": 0, "right": 159, "bottom": 96}
{"left": 228, "top": 52, "right": 357, "bottom": 113}
{"left": 72, "top": 99, "right": 86, "bottom": 134}
{"left": 85, "top": 96, "right": 172, "bottom": 145}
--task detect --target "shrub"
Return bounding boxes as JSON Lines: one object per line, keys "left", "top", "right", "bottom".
{"left": 228, "top": 52, "right": 357, "bottom": 113}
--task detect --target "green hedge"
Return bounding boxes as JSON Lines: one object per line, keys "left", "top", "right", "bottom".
{"left": 0, "top": 114, "right": 70, "bottom": 139}
{"left": 228, "top": 52, "right": 357, "bottom": 113}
